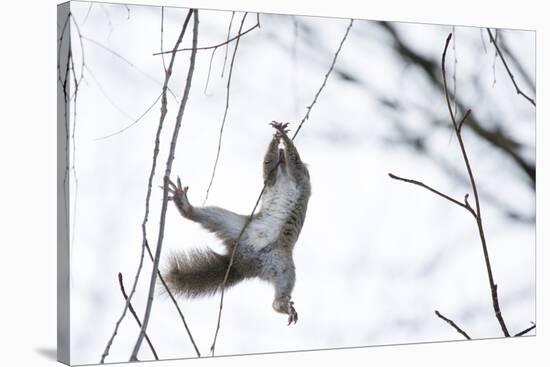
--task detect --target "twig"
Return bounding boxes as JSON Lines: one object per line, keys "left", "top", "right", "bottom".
{"left": 442, "top": 33, "right": 510, "bottom": 337}
{"left": 221, "top": 12, "right": 236, "bottom": 78}
{"left": 94, "top": 92, "right": 163, "bottom": 140}
{"left": 203, "top": 47, "right": 218, "bottom": 95}
{"left": 388, "top": 173, "right": 475, "bottom": 217}
{"left": 292, "top": 18, "right": 354, "bottom": 140}
{"left": 499, "top": 37, "right": 535, "bottom": 92}
{"left": 435, "top": 310, "right": 471, "bottom": 339}
{"left": 100, "top": 9, "right": 197, "bottom": 363}
{"left": 153, "top": 13, "right": 259, "bottom": 56}
{"left": 82, "top": 2, "right": 93, "bottom": 25}
{"left": 209, "top": 18, "right": 353, "bottom": 355}
{"left": 83, "top": 65, "right": 135, "bottom": 122}
{"left": 160, "top": 7, "right": 167, "bottom": 73}
{"left": 129, "top": 9, "right": 200, "bottom": 362}
{"left": 118, "top": 273, "right": 159, "bottom": 360}
{"left": 82, "top": 35, "right": 179, "bottom": 100}
{"left": 486, "top": 28, "right": 536, "bottom": 107}
{"left": 202, "top": 13, "right": 248, "bottom": 205}
{"left": 514, "top": 322, "right": 536, "bottom": 337}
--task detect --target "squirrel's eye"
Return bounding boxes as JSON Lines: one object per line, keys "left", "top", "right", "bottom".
{"left": 264, "top": 160, "right": 271, "bottom": 164}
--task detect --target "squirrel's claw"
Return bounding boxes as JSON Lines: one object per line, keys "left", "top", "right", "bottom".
{"left": 287, "top": 302, "right": 298, "bottom": 326}
{"left": 270, "top": 121, "right": 291, "bottom": 137}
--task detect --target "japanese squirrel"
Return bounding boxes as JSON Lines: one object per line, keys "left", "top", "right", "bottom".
{"left": 164, "top": 122, "right": 311, "bottom": 325}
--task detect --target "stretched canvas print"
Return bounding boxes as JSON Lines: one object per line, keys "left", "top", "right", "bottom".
{"left": 57, "top": 1, "right": 536, "bottom": 365}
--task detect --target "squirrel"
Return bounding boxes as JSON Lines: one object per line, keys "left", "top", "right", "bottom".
{"left": 163, "top": 122, "right": 311, "bottom": 325}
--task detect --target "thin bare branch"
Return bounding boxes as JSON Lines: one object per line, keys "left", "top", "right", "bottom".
{"left": 202, "top": 13, "right": 248, "bottom": 205}
{"left": 457, "top": 109, "right": 471, "bottom": 132}
{"left": 82, "top": 35, "right": 179, "bottom": 100}
{"left": 209, "top": 18, "right": 353, "bottom": 355}
{"left": 153, "top": 12, "right": 259, "bottom": 55}
{"left": 130, "top": 9, "right": 200, "bottom": 362}
{"left": 144, "top": 240, "right": 200, "bottom": 356}
{"left": 499, "top": 37, "right": 535, "bottom": 92}
{"left": 160, "top": 7, "right": 167, "bottom": 72}
{"left": 442, "top": 33, "right": 510, "bottom": 337}
{"left": 486, "top": 28, "right": 536, "bottom": 107}
{"left": 292, "top": 19, "right": 354, "bottom": 140}
{"left": 94, "top": 92, "right": 163, "bottom": 140}
{"left": 435, "top": 310, "right": 471, "bottom": 339}
{"left": 84, "top": 65, "right": 135, "bottom": 122}
{"left": 514, "top": 322, "right": 536, "bottom": 337}
{"left": 388, "top": 173, "right": 475, "bottom": 217}
{"left": 221, "top": 11, "right": 236, "bottom": 78}
{"left": 203, "top": 47, "right": 218, "bottom": 95}
{"left": 82, "top": 3, "right": 93, "bottom": 25}
{"left": 118, "top": 273, "right": 159, "bottom": 360}
{"left": 100, "top": 9, "right": 196, "bottom": 364}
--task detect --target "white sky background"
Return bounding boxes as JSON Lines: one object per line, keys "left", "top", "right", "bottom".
{"left": 63, "top": 1, "right": 535, "bottom": 364}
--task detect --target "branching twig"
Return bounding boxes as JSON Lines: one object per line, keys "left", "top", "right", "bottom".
{"left": 388, "top": 173, "right": 475, "bottom": 217}
{"left": 434, "top": 310, "right": 471, "bottom": 339}
{"left": 118, "top": 273, "right": 159, "bottom": 360}
{"left": 100, "top": 9, "right": 197, "bottom": 364}
{"left": 486, "top": 28, "right": 536, "bottom": 107}
{"left": 442, "top": 33, "right": 510, "bottom": 337}
{"left": 292, "top": 18, "right": 354, "bottom": 140}
{"left": 202, "top": 13, "right": 248, "bottom": 205}
{"left": 153, "top": 13, "right": 259, "bottom": 56}
{"left": 390, "top": 33, "right": 512, "bottom": 338}
{"left": 129, "top": 9, "right": 200, "bottom": 362}
{"left": 209, "top": 18, "right": 353, "bottom": 356}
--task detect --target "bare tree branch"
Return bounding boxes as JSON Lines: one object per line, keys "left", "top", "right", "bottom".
{"left": 82, "top": 35, "right": 179, "bottom": 100}
{"left": 209, "top": 18, "right": 353, "bottom": 356}
{"left": 442, "top": 33, "right": 510, "bottom": 337}
{"left": 221, "top": 11, "right": 236, "bottom": 78}
{"left": 100, "top": 9, "right": 197, "bottom": 364}
{"left": 143, "top": 240, "right": 200, "bottom": 357}
{"left": 118, "top": 273, "right": 159, "bottom": 360}
{"left": 202, "top": 13, "right": 248, "bottom": 205}
{"left": 203, "top": 47, "right": 218, "bottom": 95}
{"left": 378, "top": 22, "right": 535, "bottom": 186}
{"left": 434, "top": 310, "right": 471, "bottom": 340}
{"left": 486, "top": 28, "right": 536, "bottom": 107}
{"left": 94, "top": 92, "right": 163, "bottom": 140}
{"left": 292, "top": 19, "right": 354, "bottom": 140}
{"left": 388, "top": 173, "right": 475, "bottom": 217}
{"left": 129, "top": 9, "right": 200, "bottom": 362}
{"left": 514, "top": 322, "right": 536, "bottom": 337}
{"left": 160, "top": 7, "right": 167, "bottom": 73}
{"left": 153, "top": 13, "right": 260, "bottom": 55}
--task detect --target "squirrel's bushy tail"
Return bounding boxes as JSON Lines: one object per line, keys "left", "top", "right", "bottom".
{"left": 164, "top": 248, "right": 244, "bottom": 298}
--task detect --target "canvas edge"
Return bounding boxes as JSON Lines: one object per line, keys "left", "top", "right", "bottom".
{"left": 57, "top": 1, "right": 71, "bottom": 365}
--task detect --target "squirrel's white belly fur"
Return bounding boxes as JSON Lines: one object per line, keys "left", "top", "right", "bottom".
{"left": 245, "top": 170, "right": 300, "bottom": 251}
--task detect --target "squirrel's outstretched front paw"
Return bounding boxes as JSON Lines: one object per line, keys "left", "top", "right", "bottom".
{"left": 273, "top": 296, "right": 298, "bottom": 326}
{"left": 165, "top": 176, "right": 192, "bottom": 218}
{"left": 270, "top": 121, "right": 290, "bottom": 138}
